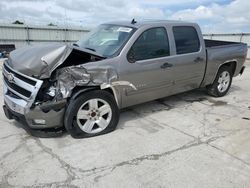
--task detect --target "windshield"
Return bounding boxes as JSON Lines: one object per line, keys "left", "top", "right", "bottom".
{"left": 77, "top": 24, "right": 135, "bottom": 57}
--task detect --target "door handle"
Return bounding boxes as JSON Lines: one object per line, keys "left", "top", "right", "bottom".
{"left": 161, "top": 62, "right": 173, "bottom": 69}
{"left": 194, "top": 57, "right": 204, "bottom": 63}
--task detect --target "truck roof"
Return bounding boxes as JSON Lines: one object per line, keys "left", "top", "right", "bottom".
{"left": 104, "top": 20, "right": 194, "bottom": 28}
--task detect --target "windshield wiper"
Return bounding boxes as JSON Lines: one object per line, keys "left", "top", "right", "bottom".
{"left": 85, "top": 47, "right": 96, "bottom": 52}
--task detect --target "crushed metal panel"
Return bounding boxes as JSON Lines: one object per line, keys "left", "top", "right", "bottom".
{"left": 55, "top": 65, "right": 137, "bottom": 107}
{"left": 7, "top": 44, "right": 70, "bottom": 78}
{"left": 56, "top": 66, "right": 91, "bottom": 99}
{"left": 55, "top": 65, "right": 119, "bottom": 99}
{"left": 87, "top": 67, "right": 118, "bottom": 85}
{"left": 7, "top": 44, "right": 104, "bottom": 79}
{"left": 40, "top": 45, "right": 72, "bottom": 78}
{"left": 40, "top": 45, "right": 104, "bottom": 79}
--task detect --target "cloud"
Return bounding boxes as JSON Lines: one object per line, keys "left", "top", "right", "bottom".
{"left": 170, "top": 0, "right": 250, "bottom": 33}
{"left": 170, "top": 6, "right": 214, "bottom": 21}
{"left": 0, "top": 0, "right": 249, "bottom": 33}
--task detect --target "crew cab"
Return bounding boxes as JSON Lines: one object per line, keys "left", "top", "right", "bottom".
{"left": 2, "top": 20, "right": 247, "bottom": 138}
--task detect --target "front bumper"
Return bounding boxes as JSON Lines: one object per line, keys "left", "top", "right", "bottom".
{"left": 2, "top": 61, "right": 66, "bottom": 136}
{"left": 3, "top": 104, "right": 65, "bottom": 138}
{"left": 3, "top": 82, "right": 66, "bottom": 129}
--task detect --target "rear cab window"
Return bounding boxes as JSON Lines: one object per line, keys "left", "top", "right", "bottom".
{"left": 128, "top": 27, "right": 170, "bottom": 62}
{"left": 173, "top": 26, "right": 200, "bottom": 55}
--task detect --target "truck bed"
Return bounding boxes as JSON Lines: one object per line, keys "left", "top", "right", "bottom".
{"left": 205, "top": 39, "right": 241, "bottom": 48}
{"left": 201, "top": 39, "right": 247, "bottom": 87}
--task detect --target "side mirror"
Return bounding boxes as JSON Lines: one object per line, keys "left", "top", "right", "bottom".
{"left": 127, "top": 48, "right": 136, "bottom": 63}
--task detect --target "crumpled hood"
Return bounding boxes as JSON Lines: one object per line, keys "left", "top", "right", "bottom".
{"left": 7, "top": 43, "right": 104, "bottom": 79}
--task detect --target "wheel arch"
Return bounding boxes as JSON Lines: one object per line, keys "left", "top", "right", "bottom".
{"left": 210, "top": 60, "right": 237, "bottom": 85}
{"left": 220, "top": 60, "right": 237, "bottom": 76}
{"left": 70, "top": 85, "right": 120, "bottom": 108}
{"left": 71, "top": 86, "right": 98, "bottom": 100}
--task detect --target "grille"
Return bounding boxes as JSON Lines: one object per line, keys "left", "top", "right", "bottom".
{"left": 3, "top": 64, "right": 36, "bottom": 86}
{"left": 3, "top": 62, "right": 43, "bottom": 102}
{"left": 3, "top": 76, "right": 32, "bottom": 98}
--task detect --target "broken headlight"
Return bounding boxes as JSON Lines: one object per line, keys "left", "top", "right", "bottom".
{"left": 46, "top": 86, "right": 56, "bottom": 97}
{"left": 35, "top": 80, "right": 57, "bottom": 102}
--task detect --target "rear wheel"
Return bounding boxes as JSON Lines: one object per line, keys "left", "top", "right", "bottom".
{"left": 207, "top": 66, "right": 233, "bottom": 97}
{"left": 64, "top": 90, "right": 119, "bottom": 138}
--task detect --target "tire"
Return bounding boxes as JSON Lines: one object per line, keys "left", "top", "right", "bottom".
{"left": 64, "top": 90, "right": 120, "bottom": 138}
{"left": 206, "top": 66, "right": 233, "bottom": 97}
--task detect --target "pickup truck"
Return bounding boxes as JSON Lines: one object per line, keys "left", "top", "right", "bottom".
{"left": 2, "top": 20, "right": 248, "bottom": 138}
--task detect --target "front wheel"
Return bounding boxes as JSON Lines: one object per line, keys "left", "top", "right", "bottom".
{"left": 206, "top": 66, "right": 233, "bottom": 97}
{"left": 64, "top": 90, "right": 120, "bottom": 138}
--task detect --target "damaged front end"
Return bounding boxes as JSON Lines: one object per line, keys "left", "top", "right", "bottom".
{"left": 30, "top": 65, "right": 119, "bottom": 129}
{"left": 3, "top": 62, "right": 67, "bottom": 130}
{"left": 3, "top": 43, "right": 135, "bottom": 133}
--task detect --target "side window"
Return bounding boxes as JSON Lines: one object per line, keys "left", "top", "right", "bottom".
{"left": 128, "top": 27, "right": 170, "bottom": 62}
{"left": 173, "top": 26, "right": 200, "bottom": 55}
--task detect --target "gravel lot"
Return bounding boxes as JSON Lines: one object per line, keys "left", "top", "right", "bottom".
{"left": 0, "top": 59, "right": 250, "bottom": 188}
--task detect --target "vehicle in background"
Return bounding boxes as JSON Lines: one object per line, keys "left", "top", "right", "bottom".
{"left": 0, "top": 44, "right": 15, "bottom": 58}
{"left": 2, "top": 20, "right": 247, "bottom": 138}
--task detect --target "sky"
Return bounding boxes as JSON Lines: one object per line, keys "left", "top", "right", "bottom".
{"left": 0, "top": 0, "right": 249, "bottom": 33}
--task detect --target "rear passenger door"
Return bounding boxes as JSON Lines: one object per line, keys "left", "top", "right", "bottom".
{"left": 170, "top": 26, "right": 206, "bottom": 93}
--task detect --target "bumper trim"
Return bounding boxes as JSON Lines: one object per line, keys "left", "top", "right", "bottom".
{"left": 3, "top": 105, "right": 13, "bottom": 120}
